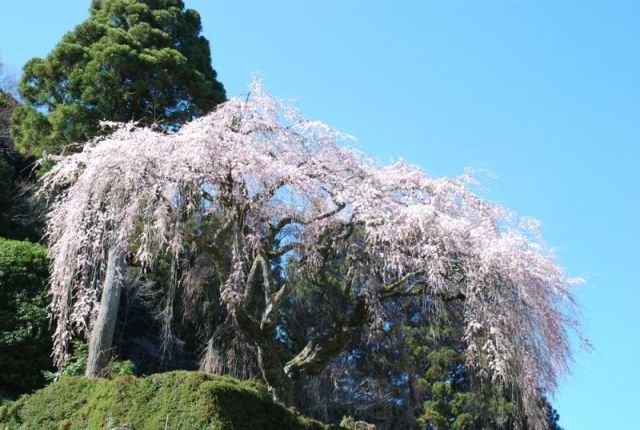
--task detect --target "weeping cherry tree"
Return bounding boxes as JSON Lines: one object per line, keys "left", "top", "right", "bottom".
{"left": 41, "top": 80, "right": 580, "bottom": 428}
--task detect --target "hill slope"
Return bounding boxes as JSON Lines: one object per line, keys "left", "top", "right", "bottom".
{"left": 0, "top": 371, "right": 335, "bottom": 430}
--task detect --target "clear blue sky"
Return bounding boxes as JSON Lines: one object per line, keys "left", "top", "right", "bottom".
{"left": 2, "top": 1, "right": 639, "bottom": 428}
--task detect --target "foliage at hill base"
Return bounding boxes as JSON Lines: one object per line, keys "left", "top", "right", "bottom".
{"left": 0, "top": 238, "right": 52, "bottom": 394}
{"left": 0, "top": 371, "right": 342, "bottom": 430}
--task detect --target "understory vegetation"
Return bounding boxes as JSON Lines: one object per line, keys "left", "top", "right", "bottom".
{"left": 0, "top": 371, "right": 335, "bottom": 430}
{"left": 0, "top": 238, "right": 52, "bottom": 395}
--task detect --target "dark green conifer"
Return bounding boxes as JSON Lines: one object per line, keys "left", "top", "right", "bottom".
{"left": 12, "top": 0, "right": 226, "bottom": 156}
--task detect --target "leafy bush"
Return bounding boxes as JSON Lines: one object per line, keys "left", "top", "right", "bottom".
{"left": 0, "top": 238, "right": 52, "bottom": 394}
{"left": 339, "top": 416, "right": 376, "bottom": 430}
{"left": 43, "top": 341, "right": 136, "bottom": 383}
{"left": 0, "top": 392, "right": 15, "bottom": 407}
{"left": 0, "top": 371, "right": 337, "bottom": 429}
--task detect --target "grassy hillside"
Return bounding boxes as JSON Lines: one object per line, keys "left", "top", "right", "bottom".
{"left": 0, "top": 371, "right": 336, "bottom": 430}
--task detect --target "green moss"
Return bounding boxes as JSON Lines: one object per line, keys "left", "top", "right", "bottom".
{"left": 0, "top": 371, "right": 336, "bottom": 430}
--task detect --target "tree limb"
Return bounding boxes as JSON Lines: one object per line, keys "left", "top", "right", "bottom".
{"left": 380, "top": 270, "right": 425, "bottom": 295}
{"left": 283, "top": 297, "right": 367, "bottom": 380}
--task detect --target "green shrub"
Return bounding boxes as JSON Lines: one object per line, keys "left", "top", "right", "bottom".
{"left": 43, "top": 340, "right": 136, "bottom": 383}
{"left": 339, "top": 416, "right": 376, "bottom": 430}
{"left": 0, "top": 238, "right": 52, "bottom": 394}
{"left": 0, "top": 392, "right": 15, "bottom": 407}
{"left": 0, "top": 371, "right": 337, "bottom": 430}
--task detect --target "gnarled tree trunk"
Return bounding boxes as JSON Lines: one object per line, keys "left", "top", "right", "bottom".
{"left": 85, "top": 246, "right": 125, "bottom": 377}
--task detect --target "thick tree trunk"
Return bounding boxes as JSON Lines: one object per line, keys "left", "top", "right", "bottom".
{"left": 230, "top": 302, "right": 294, "bottom": 403}
{"left": 257, "top": 344, "right": 294, "bottom": 404}
{"left": 85, "top": 247, "right": 125, "bottom": 377}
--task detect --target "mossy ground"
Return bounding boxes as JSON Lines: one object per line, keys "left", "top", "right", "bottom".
{"left": 0, "top": 371, "right": 336, "bottom": 430}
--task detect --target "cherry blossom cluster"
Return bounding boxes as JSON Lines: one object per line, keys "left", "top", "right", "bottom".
{"left": 41, "top": 80, "right": 580, "bottom": 427}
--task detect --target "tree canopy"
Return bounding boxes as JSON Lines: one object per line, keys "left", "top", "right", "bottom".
{"left": 0, "top": 73, "right": 41, "bottom": 241}
{"left": 40, "top": 81, "right": 580, "bottom": 429}
{"left": 12, "top": 0, "right": 226, "bottom": 157}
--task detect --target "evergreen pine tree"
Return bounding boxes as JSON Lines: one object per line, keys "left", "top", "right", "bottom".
{"left": 12, "top": 0, "right": 226, "bottom": 156}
